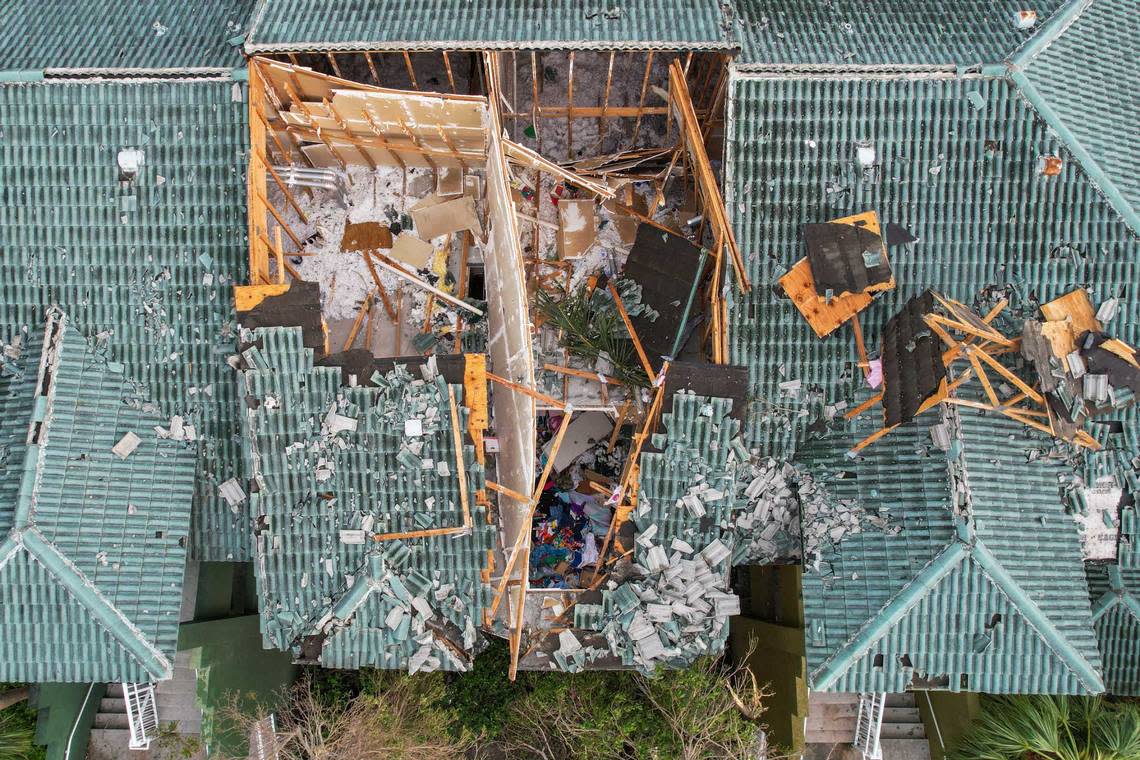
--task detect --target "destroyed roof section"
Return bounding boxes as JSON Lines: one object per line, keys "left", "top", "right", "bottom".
{"left": 0, "top": 81, "right": 250, "bottom": 561}
{"left": 0, "top": 321, "right": 195, "bottom": 683}
{"left": 958, "top": 409, "right": 1104, "bottom": 673}
{"left": 798, "top": 410, "right": 957, "bottom": 686}
{"left": 724, "top": 74, "right": 1140, "bottom": 461}
{"left": 730, "top": 0, "right": 1069, "bottom": 68}
{"left": 635, "top": 393, "right": 739, "bottom": 560}
{"left": 0, "top": 327, "right": 44, "bottom": 534}
{"left": 1012, "top": 0, "right": 1140, "bottom": 234}
{"left": 1087, "top": 564, "right": 1140, "bottom": 695}
{"left": 246, "top": 0, "right": 733, "bottom": 51}
{"left": 0, "top": 0, "right": 254, "bottom": 73}
{"left": 242, "top": 327, "right": 492, "bottom": 671}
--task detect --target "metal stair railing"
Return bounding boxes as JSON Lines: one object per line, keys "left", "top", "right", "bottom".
{"left": 853, "top": 691, "right": 886, "bottom": 760}
{"left": 122, "top": 682, "right": 159, "bottom": 750}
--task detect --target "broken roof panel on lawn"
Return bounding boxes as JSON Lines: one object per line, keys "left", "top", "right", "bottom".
{"left": 730, "top": 0, "right": 1070, "bottom": 69}
{"left": 800, "top": 406, "right": 1103, "bottom": 694}
{"left": 0, "top": 80, "right": 251, "bottom": 561}
{"left": 242, "top": 327, "right": 493, "bottom": 672}
{"left": 725, "top": 73, "right": 1140, "bottom": 461}
{"left": 245, "top": 0, "right": 733, "bottom": 52}
{"left": 0, "top": 0, "right": 254, "bottom": 74}
{"left": 0, "top": 315, "right": 195, "bottom": 683}
{"left": 1012, "top": 0, "right": 1140, "bottom": 234}
{"left": 1087, "top": 564, "right": 1140, "bottom": 695}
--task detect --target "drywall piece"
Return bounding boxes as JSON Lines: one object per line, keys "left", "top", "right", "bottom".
{"left": 341, "top": 221, "right": 393, "bottom": 252}
{"left": 389, "top": 234, "right": 435, "bottom": 269}
{"left": 543, "top": 412, "right": 614, "bottom": 472}
{"left": 112, "top": 432, "right": 141, "bottom": 459}
{"left": 218, "top": 478, "right": 246, "bottom": 506}
{"left": 411, "top": 195, "right": 482, "bottom": 241}
{"left": 557, "top": 199, "right": 597, "bottom": 260}
{"left": 437, "top": 167, "right": 464, "bottom": 196}
{"left": 483, "top": 61, "right": 538, "bottom": 590}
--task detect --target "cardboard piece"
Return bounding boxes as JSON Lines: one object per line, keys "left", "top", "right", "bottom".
{"left": 557, "top": 199, "right": 596, "bottom": 260}
{"left": 411, "top": 195, "right": 482, "bottom": 241}
{"left": 543, "top": 412, "right": 614, "bottom": 472}
{"left": 341, "top": 221, "right": 393, "bottom": 252}
{"left": 437, "top": 167, "right": 464, "bottom": 196}
{"left": 389, "top": 234, "right": 435, "bottom": 269}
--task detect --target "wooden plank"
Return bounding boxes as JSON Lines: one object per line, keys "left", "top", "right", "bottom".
{"left": 972, "top": 346, "right": 1044, "bottom": 404}
{"left": 364, "top": 250, "right": 482, "bottom": 316}
{"left": 780, "top": 257, "right": 870, "bottom": 338}
{"left": 608, "top": 282, "right": 656, "bottom": 381}
{"left": 1041, "top": 289, "right": 1102, "bottom": 334}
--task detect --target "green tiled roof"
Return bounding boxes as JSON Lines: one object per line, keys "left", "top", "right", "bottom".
{"left": 242, "top": 327, "right": 493, "bottom": 671}
{"left": 0, "top": 316, "right": 195, "bottom": 683}
{"left": 0, "top": 80, "right": 251, "bottom": 561}
{"left": 246, "top": 0, "right": 733, "bottom": 52}
{"left": 800, "top": 407, "right": 1103, "bottom": 693}
{"left": 730, "top": 0, "right": 1069, "bottom": 69}
{"left": 0, "top": 0, "right": 254, "bottom": 74}
{"left": 1087, "top": 565, "right": 1140, "bottom": 695}
{"left": 1012, "top": 0, "right": 1140, "bottom": 234}
{"left": 724, "top": 73, "right": 1140, "bottom": 461}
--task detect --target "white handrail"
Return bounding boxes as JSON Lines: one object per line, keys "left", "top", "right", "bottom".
{"left": 853, "top": 691, "right": 886, "bottom": 760}
{"left": 122, "top": 682, "right": 159, "bottom": 750}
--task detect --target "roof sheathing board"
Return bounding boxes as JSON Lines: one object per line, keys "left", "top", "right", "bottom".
{"left": 245, "top": 0, "right": 734, "bottom": 52}
{"left": 0, "top": 0, "right": 255, "bottom": 74}
{"left": 723, "top": 73, "right": 1140, "bottom": 461}
{"left": 0, "top": 80, "right": 251, "bottom": 561}
{"left": 729, "top": 0, "right": 1070, "bottom": 69}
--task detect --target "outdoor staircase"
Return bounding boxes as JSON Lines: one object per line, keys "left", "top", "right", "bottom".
{"left": 88, "top": 651, "right": 204, "bottom": 759}
{"left": 804, "top": 692, "right": 929, "bottom": 760}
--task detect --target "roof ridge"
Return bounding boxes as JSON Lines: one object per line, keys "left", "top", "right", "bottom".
{"left": 1091, "top": 566, "right": 1140, "bottom": 623}
{"left": 811, "top": 541, "right": 969, "bottom": 690}
{"left": 1008, "top": 70, "right": 1140, "bottom": 236}
{"left": 971, "top": 538, "right": 1104, "bottom": 692}
{"left": 1008, "top": 0, "right": 1094, "bottom": 69}
{"left": 19, "top": 528, "right": 173, "bottom": 680}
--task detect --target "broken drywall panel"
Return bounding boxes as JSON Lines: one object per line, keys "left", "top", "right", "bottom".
{"left": 543, "top": 412, "right": 615, "bottom": 472}
{"left": 411, "top": 195, "right": 482, "bottom": 241}
{"left": 389, "top": 233, "right": 435, "bottom": 269}
{"left": 558, "top": 199, "right": 597, "bottom": 260}
{"left": 1075, "top": 480, "right": 1123, "bottom": 561}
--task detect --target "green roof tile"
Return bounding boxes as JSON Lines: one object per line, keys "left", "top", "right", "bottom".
{"left": 0, "top": 80, "right": 251, "bottom": 561}
{"left": 724, "top": 74, "right": 1140, "bottom": 461}
{"left": 246, "top": 0, "right": 733, "bottom": 52}
{"left": 1013, "top": 0, "right": 1140, "bottom": 234}
{"left": 730, "top": 0, "right": 1069, "bottom": 69}
{"left": 0, "top": 0, "right": 254, "bottom": 73}
{"left": 1087, "top": 565, "right": 1140, "bottom": 695}
{"left": 800, "top": 407, "right": 1103, "bottom": 693}
{"left": 242, "top": 327, "right": 493, "bottom": 671}
{"left": 0, "top": 316, "right": 195, "bottom": 683}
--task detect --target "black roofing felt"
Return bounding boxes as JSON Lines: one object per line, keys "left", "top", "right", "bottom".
{"left": 663, "top": 361, "right": 750, "bottom": 424}
{"left": 318, "top": 352, "right": 468, "bottom": 387}
{"left": 803, "top": 221, "right": 891, "bottom": 297}
{"left": 623, "top": 223, "right": 708, "bottom": 371}
{"left": 237, "top": 281, "right": 325, "bottom": 351}
{"left": 881, "top": 290, "right": 946, "bottom": 427}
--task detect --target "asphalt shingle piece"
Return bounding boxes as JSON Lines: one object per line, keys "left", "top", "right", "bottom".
{"left": 246, "top": 0, "right": 733, "bottom": 52}
{"left": 0, "top": 316, "right": 195, "bottom": 683}
{"left": 0, "top": 0, "right": 254, "bottom": 73}
{"left": 0, "top": 80, "right": 250, "bottom": 561}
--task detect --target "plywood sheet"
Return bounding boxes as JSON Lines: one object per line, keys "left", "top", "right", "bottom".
{"left": 411, "top": 195, "right": 482, "bottom": 241}
{"left": 1041, "top": 289, "right": 1102, "bottom": 335}
{"left": 779, "top": 256, "right": 871, "bottom": 338}
{"left": 389, "top": 234, "right": 434, "bottom": 269}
